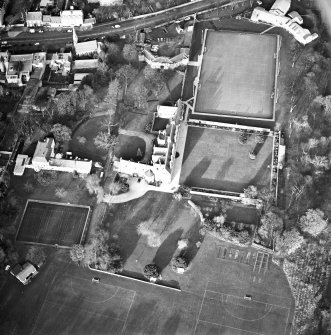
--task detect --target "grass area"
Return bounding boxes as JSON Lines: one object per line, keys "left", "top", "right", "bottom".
{"left": 102, "top": 191, "right": 202, "bottom": 283}
{"left": 114, "top": 135, "right": 146, "bottom": 161}
{"left": 180, "top": 126, "right": 273, "bottom": 193}
{"left": 195, "top": 31, "right": 277, "bottom": 119}
{"left": 16, "top": 200, "right": 90, "bottom": 247}
{"left": 69, "top": 116, "right": 108, "bottom": 163}
{"left": 191, "top": 194, "right": 259, "bottom": 226}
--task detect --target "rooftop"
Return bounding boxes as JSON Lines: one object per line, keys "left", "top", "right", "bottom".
{"left": 75, "top": 40, "right": 98, "bottom": 55}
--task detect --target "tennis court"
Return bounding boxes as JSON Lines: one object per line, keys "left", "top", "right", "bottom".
{"left": 194, "top": 30, "right": 278, "bottom": 120}
{"left": 16, "top": 200, "right": 90, "bottom": 247}
{"left": 179, "top": 126, "right": 273, "bottom": 193}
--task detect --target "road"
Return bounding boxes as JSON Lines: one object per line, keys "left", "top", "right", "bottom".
{"left": 1, "top": 0, "right": 249, "bottom": 47}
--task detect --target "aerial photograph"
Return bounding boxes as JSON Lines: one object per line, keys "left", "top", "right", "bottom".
{"left": 0, "top": 0, "right": 330, "bottom": 334}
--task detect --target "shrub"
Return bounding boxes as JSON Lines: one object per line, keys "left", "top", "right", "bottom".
{"left": 34, "top": 170, "right": 58, "bottom": 186}
{"left": 172, "top": 256, "right": 188, "bottom": 271}
{"left": 143, "top": 263, "right": 160, "bottom": 279}
{"left": 137, "top": 222, "right": 161, "bottom": 247}
{"left": 26, "top": 246, "right": 46, "bottom": 266}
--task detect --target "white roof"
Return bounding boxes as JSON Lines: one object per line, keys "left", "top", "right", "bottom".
{"left": 14, "top": 154, "right": 28, "bottom": 176}
{"left": 75, "top": 40, "right": 98, "bottom": 55}
{"left": 270, "top": 0, "right": 290, "bottom": 16}
{"left": 49, "top": 158, "right": 92, "bottom": 174}
{"left": 74, "top": 73, "right": 89, "bottom": 82}
{"left": 33, "top": 138, "right": 55, "bottom": 162}
{"left": 26, "top": 11, "right": 42, "bottom": 21}
{"left": 72, "top": 59, "right": 98, "bottom": 70}
{"left": 16, "top": 263, "right": 37, "bottom": 283}
{"left": 61, "top": 10, "right": 83, "bottom": 18}
{"left": 157, "top": 105, "right": 177, "bottom": 118}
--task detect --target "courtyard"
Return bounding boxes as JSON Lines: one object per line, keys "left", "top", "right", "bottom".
{"left": 179, "top": 126, "right": 273, "bottom": 193}
{"left": 194, "top": 30, "right": 278, "bottom": 120}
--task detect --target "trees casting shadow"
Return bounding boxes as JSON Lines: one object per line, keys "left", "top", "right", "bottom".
{"left": 152, "top": 229, "right": 183, "bottom": 272}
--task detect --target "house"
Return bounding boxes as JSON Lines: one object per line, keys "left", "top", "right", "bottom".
{"left": 60, "top": 9, "right": 83, "bottom": 27}
{"left": 42, "top": 15, "right": 62, "bottom": 28}
{"left": 72, "top": 59, "right": 98, "bottom": 70}
{"left": 142, "top": 48, "right": 189, "bottom": 70}
{"left": 74, "top": 40, "right": 100, "bottom": 56}
{"left": 87, "top": 0, "right": 123, "bottom": 5}
{"left": 10, "top": 262, "right": 38, "bottom": 285}
{"left": 39, "top": 0, "right": 54, "bottom": 9}
{"left": 26, "top": 11, "right": 43, "bottom": 27}
{"left": 74, "top": 73, "right": 89, "bottom": 84}
{"left": 251, "top": 1, "right": 318, "bottom": 45}
{"left": 46, "top": 52, "right": 72, "bottom": 75}
{"left": 6, "top": 54, "right": 33, "bottom": 85}
{"left": 14, "top": 137, "right": 93, "bottom": 175}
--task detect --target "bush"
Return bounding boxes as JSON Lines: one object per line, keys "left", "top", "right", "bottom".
{"left": 143, "top": 263, "right": 160, "bottom": 280}
{"left": 26, "top": 246, "right": 46, "bottom": 266}
{"left": 172, "top": 256, "right": 188, "bottom": 271}
{"left": 34, "top": 170, "right": 58, "bottom": 186}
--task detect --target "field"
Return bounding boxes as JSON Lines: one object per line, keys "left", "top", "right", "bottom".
{"left": 180, "top": 126, "right": 273, "bottom": 193}
{"left": 194, "top": 31, "right": 277, "bottom": 120}
{"left": 16, "top": 200, "right": 90, "bottom": 247}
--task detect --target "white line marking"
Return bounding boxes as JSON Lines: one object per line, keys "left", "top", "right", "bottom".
{"left": 198, "top": 319, "right": 265, "bottom": 335}
{"left": 121, "top": 291, "right": 136, "bottom": 334}
{"left": 193, "top": 289, "right": 206, "bottom": 335}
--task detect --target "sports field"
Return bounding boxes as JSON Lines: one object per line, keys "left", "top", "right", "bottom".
{"left": 179, "top": 126, "right": 273, "bottom": 193}
{"left": 194, "top": 31, "right": 278, "bottom": 120}
{"left": 16, "top": 200, "right": 90, "bottom": 247}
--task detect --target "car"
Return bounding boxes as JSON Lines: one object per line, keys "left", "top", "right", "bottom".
{"left": 34, "top": 42, "right": 40, "bottom": 45}
{"left": 114, "top": 24, "right": 120, "bottom": 28}
{"left": 38, "top": 30, "right": 44, "bottom": 33}
{"left": 1, "top": 41, "right": 7, "bottom": 45}
{"left": 244, "top": 295, "right": 252, "bottom": 300}
{"left": 92, "top": 277, "right": 100, "bottom": 283}
{"left": 67, "top": 29, "right": 72, "bottom": 32}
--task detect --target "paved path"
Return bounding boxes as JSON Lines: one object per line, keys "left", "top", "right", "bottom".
{"left": 118, "top": 128, "right": 155, "bottom": 163}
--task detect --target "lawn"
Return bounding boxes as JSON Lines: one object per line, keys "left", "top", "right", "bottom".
{"left": 102, "top": 191, "right": 202, "bottom": 286}
{"left": 195, "top": 31, "right": 277, "bottom": 120}
{"left": 180, "top": 126, "right": 273, "bottom": 193}
{"left": 16, "top": 200, "right": 90, "bottom": 247}
{"left": 114, "top": 134, "right": 146, "bottom": 161}
{"left": 69, "top": 116, "right": 108, "bottom": 163}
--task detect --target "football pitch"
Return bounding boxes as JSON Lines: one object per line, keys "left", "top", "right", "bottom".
{"left": 16, "top": 200, "right": 90, "bottom": 247}
{"left": 180, "top": 126, "right": 273, "bottom": 193}
{"left": 194, "top": 30, "right": 278, "bottom": 120}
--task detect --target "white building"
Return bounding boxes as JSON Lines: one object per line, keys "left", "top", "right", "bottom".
{"left": 26, "top": 11, "right": 43, "bottom": 27}
{"left": 87, "top": 0, "right": 123, "bottom": 5}
{"left": 269, "top": 0, "right": 291, "bottom": 16}
{"left": 14, "top": 137, "right": 92, "bottom": 175}
{"left": 74, "top": 73, "right": 89, "bottom": 84}
{"left": 72, "top": 59, "right": 98, "bottom": 70}
{"left": 75, "top": 40, "right": 100, "bottom": 56}
{"left": 39, "top": 0, "right": 54, "bottom": 9}
{"left": 60, "top": 10, "right": 83, "bottom": 27}
{"left": 42, "top": 15, "right": 62, "bottom": 28}
{"left": 251, "top": 3, "right": 318, "bottom": 45}
{"left": 142, "top": 48, "right": 189, "bottom": 70}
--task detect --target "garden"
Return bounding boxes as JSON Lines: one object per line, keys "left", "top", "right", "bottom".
{"left": 114, "top": 134, "right": 146, "bottom": 161}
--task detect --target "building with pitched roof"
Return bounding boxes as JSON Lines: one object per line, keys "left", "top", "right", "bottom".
{"left": 60, "top": 9, "right": 83, "bottom": 27}
{"left": 74, "top": 40, "right": 100, "bottom": 56}
{"left": 42, "top": 15, "right": 62, "bottom": 27}
{"left": 26, "top": 11, "right": 43, "bottom": 27}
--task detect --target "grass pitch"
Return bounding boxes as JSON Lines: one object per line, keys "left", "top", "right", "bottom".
{"left": 180, "top": 126, "right": 273, "bottom": 193}
{"left": 16, "top": 200, "right": 90, "bottom": 247}
{"left": 195, "top": 31, "right": 277, "bottom": 119}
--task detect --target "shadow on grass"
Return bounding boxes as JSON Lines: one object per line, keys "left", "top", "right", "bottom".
{"left": 183, "top": 157, "right": 211, "bottom": 187}
{"left": 118, "top": 219, "right": 141, "bottom": 263}
{"left": 182, "top": 221, "right": 204, "bottom": 264}
{"left": 153, "top": 229, "right": 183, "bottom": 272}
{"left": 161, "top": 314, "right": 181, "bottom": 335}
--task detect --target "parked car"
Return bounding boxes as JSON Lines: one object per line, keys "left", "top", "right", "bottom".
{"left": 67, "top": 29, "right": 72, "bottom": 32}
{"left": 114, "top": 24, "right": 120, "bottom": 28}
{"left": 1, "top": 41, "right": 7, "bottom": 45}
{"left": 29, "top": 28, "right": 36, "bottom": 33}
{"left": 38, "top": 29, "right": 44, "bottom": 33}
{"left": 34, "top": 42, "right": 40, "bottom": 45}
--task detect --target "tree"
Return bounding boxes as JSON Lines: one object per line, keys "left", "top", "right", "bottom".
{"left": 23, "top": 181, "right": 34, "bottom": 193}
{"left": 258, "top": 211, "right": 283, "bottom": 247}
{"left": 172, "top": 255, "right": 188, "bottom": 271}
{"left": 34, "top": 170, "right": 57, "bottom": 186}
{"left": 55, "top": 187, "right": 67, "bottom": 199}
{"left": 299, "top": 209, "right": 328, "bottom": 237}
{"left": 106, "top": 78, "right": 120, "bottom": 111}
{"left": 255, "top": 133, "right": 266, "bottom": 143}
{"left": 143, "top": 66, "right": 165, "bottom": 96}
{"left": 243, "top": 185, "right": 258, "bottom": 199}
{"left": 77, "top": 136, "right": 86, "bottom": 144}
{"left": 115, "top": 64, "right": 139, "bottom": 95}
{"left": 55, "top": 92, "right": 77, "bottom": 115}
{"left": 275, "top": 229, "right": 304, "bottom": 256}
{"left": 238, "top": 132, "right": 248, "bottom": 144}
{"left": 51, "top": 123, "right": 72, "bottom": 143}
{"left": 0, "top": 169, "right": 10, "bottom": 200}
{"left": 122, "top": 44, "right": 138, "bottom": 63}
{"left": 70, "top": 244, "right": 85, "bottom": 266}
{"left": 85, "top": 174, "right": 101, "bottom": 195}
{"left": 94, "top": 131, "right": 118, "bottom": 151}
{"left": 129, "top": 85, "right": 149, "bottom": 109}
{"left": 26, "top": 246, "right": 46, "bottom": 266}
{"left": 143, "top": 263, "right": 160, "bottom": 280}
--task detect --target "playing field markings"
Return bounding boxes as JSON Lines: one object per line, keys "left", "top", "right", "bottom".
{"left": 121, "top": 291, "right": 136, "bottom": 334}
{"left": 195, "top": 288, "right": 291, "bottom": 335}
{"left": 193, "top": 288, "right": 207, "bottom": 335}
